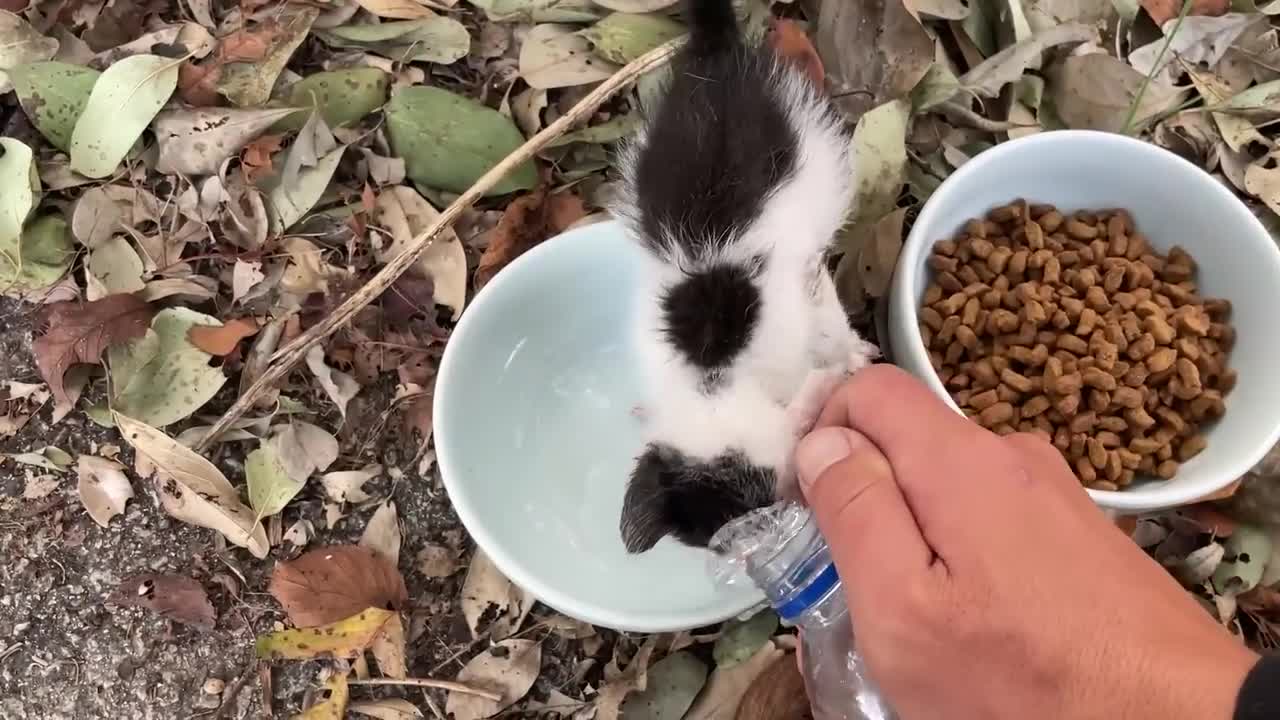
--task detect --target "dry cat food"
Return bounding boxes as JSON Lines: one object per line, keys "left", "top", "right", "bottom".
{"left": 918, "top": 200, "right": 1238, "bottom": 490}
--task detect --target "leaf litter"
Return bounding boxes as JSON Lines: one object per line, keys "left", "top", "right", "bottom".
{"left": 5, "top": 0, "right": 1280, "bottom": 714}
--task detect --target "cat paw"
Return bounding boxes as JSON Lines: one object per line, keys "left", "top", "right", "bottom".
{"left": 847, "top": 337, "right": 882, "bottom": 374}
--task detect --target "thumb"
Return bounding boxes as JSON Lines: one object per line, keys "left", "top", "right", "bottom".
{"left": 795, "top": 427, "right": 934, "bottom": 609}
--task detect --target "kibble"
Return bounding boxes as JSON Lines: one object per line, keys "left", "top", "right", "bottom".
{"left": 918, "top": 201, "right": 1236, "bottom": 489}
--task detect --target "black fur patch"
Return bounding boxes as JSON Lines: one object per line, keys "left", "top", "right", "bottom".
{"left": 660, "top": 263, "right": 760, "bottom": 370}
{"left": 632, "top": 30, "right": 799, "bottom": 260}
{"left": 620, "top": 443, "right": 776, "bottom": 553}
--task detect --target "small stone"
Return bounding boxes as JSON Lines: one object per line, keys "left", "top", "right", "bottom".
{"left": 202, "top": 677, "right": 225, "bottom": 695}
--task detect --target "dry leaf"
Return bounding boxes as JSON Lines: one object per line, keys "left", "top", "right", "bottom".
{"left": 269, "top": 421, "right": 340, "bottom": 483}
{"left": 33, "top": 295, "right": 155, "bottom": 405}
{"left": 321, "top": 464, "right": 381, "bottom": 503}
{"left": 1140, "top": 0, "right": 1228, "bottom": 25}
{"left": 685, "top": 642, "right": 786, "bottom": 720}
{"left": 188, "top": 318, "right": 260, "bottom": 356}
{"left": 731, "top": 651, "right": 810, "bottom": 720}
{"left": 76, "top": 454, "right": 133, "bottom": 527}
{"left": 108, "top": 573, "right": 216, "bottom": 631}
{"left": 242, "top": 133, "right": 285, "bottom": 184}
{"left": 305, "top": 345, "right": 361, "bottom": 417}
{"left": 475, "top": 187, "right": 587, "bottom": 288}
{"left": 295, "top": 673, "right": 349, "bottom": 719}
{"left": 461, "top": 548, "right": 527, "bottom": 639}
{"left": 350, "top": 699, "right": 424, "bottom": 719}
{"left": 257, "top": 608, "right": 395, "bottom": 660}
{"left": 811, "top": 0, "right": 933, "bottom": 121}
{"left": 595, "top": 635, "right": 658, "bottom": 720}
{"left": 369, "top": 612, "right": 408, "bottom": 679}
{"left": 767, "top": 18, "right": 824, "bottom": 88}
{"left": 374, "top": 186, "right": 469, "bottom": 320}
{"left": 269, "top": 545, "right": 409, "bottom": 628}
{"left": 114, "top": 412, "right": 270, "bottom": 558}
{"left": 416, "top": 543, "right": 462, "bottom": 578}
{"left": 360, "top": 501, "right": 402, "bottom": 567}
{"left": 446, "top": 639, "right": 542, "bottom": 720}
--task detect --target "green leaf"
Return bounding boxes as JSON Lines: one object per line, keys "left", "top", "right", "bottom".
{"left": 386, "top": 87, "right": 537, "bottom": 196}
{"left": 10, "top": 62, "right": 100, "bottom": 152}
{"left": 712, "top": 609, "right": 778, "bottom": 668}
{"left": 246, "top": 442, "right": 302, "bottom": 518}
{"left": 519, "top": 23, "right": 619, "bottom": 89}
{"left": 468, "top": 0, "right": 604, "bottom": 22}
{"left": 910, "top": 63, "right": 960, "bottom": 112}
{"left": 619, "top": 651, "right": 708, "bottom": 720}
{"left": 277, "top": 68, "right": 390, "bottom": 132}
{"left": 0, "top": 11, "right": 57, "bottom": 94}
{"left": 86, "top": 235, "right": 145, "bottom": 297}
{"left": 848, "top": 98, "right": 911, "bottom": 226}
{"left": 316, "top": 17, "right": 470, "bottom": 64}
{"left": 110, "top": 308, "right": 228, "bottom": 427}
{"left": 0, "top": 137, "right": 37, "bottom": 288}
{"left": 218, "top": 7, "right": 317, "bottom": 107}
{"left": 255, "top": 607, "right": 395, "bottom": 660}
{"left": 546, "top": 113, "right": 641, "bottom": 147}
{"left": 69, "top": 54, "right": 179, "bottom": 179}
{"left": 6, "top": 214, "right": 74, "bottom": 293}
{"left": 579, "top": 12, "right": 684, "bottom": 65}
{"left": 1213, "top": 526, "right": 1274, "bottom": 595}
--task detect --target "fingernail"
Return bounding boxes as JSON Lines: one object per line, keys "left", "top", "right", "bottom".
{"left": 796, "top": 427, "right": 854, "bottom": 490}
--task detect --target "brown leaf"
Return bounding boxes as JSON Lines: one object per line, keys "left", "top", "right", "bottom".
{"left": 1240, "top": 585, "right": 1280, "bottom": 614}
{"left": 268, "top": 545, "right": 409, "bottom": 628}
{"left": 733, "top": 653, "right": 810, "bottom": 720}
{"left": 476, "top": 187, "right": 587, "bottom": 288}
{"left": 33, "top": 295, "right": 155, "bottom": 406}
{"left": 380, "top": 275, "right": 436, "bottom": 328}
{"left": 175, "top": 22, "right": 277, "bottom": 107}
{"left": 178, "top": 60, "right": 222, "bottom": 106}
{"left": 188, "top": 318, "right": 260, "bottom": 356}
{"left": 241, "top": 133, "right": 285, "bottom": 184}
{"left": 1177, "top": 505, "right": 1237, "bottom": 537}
{"left": 768, "top": 18, "right": 825, "bottom": 89}
{"left": 109, "top": 574, "right": 216, "bottom": 631}
{"left": 0, "top": 0, "right": 29, "bottom": 10}
{"left": 811, "top": 0, "right": 932, "bottom": 122}
{"left": 1140, "top": 0, "right": 1227, "bottom": 26}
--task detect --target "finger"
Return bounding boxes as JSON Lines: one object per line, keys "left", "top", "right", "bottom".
{"left": 796, "top": 426, "right": 935, "bottom": 614}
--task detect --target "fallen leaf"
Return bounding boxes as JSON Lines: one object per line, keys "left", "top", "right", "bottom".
{"left": 268, "top": 545, "right": 408, "bottom": 627}
{"left": 278, "top": 67, "right": 389, "bottom": 132}
{"left": 360, "top": 501, "right": 402, "bottom": 567}
{"left": 109, "top": 308, "right": 227, "bottom": 428}
{"left": 317, "top": 16, "right": 471, "bottom": 64}
{"left": 154, "top": 107, "right": 300, "bottom": 177}
{"left": 281, "top": 236, "right": 335, "bottom": 295}
{"left": 9, "top": 62, "right": 100, "bottom": 152}
{"left": 684, "top": 641, "right": 786, "bottom": 720}
{"left": 1129, "top": 14, "right": 1254, "bottom": 81}
{"left": 767, "top": 18, "right": 824, "bottom": 88}
{"left": 811, "top": 0, "right": 933, "bottom": 121}
{"left": 321, "top": 464, "right": 382, "bottom": 504}
{"left": 544, "top": 614, "right": 596, "bottom": 639}
{"left": 232, "top": 260, "right": 268, "bottom": 303}
{"left": 70, "top": 186, "right": 122, "bottom": 250}
{"left": 33, "top": 294, "right": 155, "bottom": 406}
{"left": 70, "top": 54, "right": 178, "bottom": 179}
{"left": 356, "top": 0, "right": 437, "bottom": 18}
{"left": 269, "top": 421, "right": 340, "bottom": 484}
{"left": 386, "top": 86, "right": 537, "bottom": 195}
{"left": 85, "top": 236, "right": 146, "bottom": 299}
{"left": 284, "top": 518, "right": 314, "bottom": 547}
{"left": 241, "top": 134, "right": 285, "bottom": 185}
{"left": 8, "top": 446, "right": 71, "bottom": 471}
{"left": 22, "top": 473, "right": 58, "bottom": 499}
{"left": 350, "top": 699, "right": 423, "bottom": 719}
{"left": 730, "top": 650, "right": 810, "bottom": 720}
{"left": 115, "top": 412, "right": 270, "bottom": 558}
{"left": 3, "top": 213, "right": 75, "bottom": 296}
{"left": 1141, "top": 0, "right": 1228, "bottom": 25}
{"left": 257, "top": 607, "right": 395, "bottom": 660}
{"left": 446, "top": 639, "right": 542, "bottom": 720}
{"left": 461, "top": 548, "right": 528, "bottom": 639}
{"left": 1187, "top": 67, "right": 1265, "bottom": 151}
{"left": 76, "top": 454, "right": 133, "bottom": 527}
{"left": 519, "top": 23, "right": 620, "bottom": 89}
{"left": 0, "top": 10, "right": 57, "bottom": 93}
{"left": 1177, "top": 542, "right": 1226, "bottom": 585}
{"left": 581, "top": 12, "right": 684, "bottom": 65}
{"left": 374, "top": 186, "right": 469, "bottom": 319}
{"left": 620, "top": 651, "right": 707, "bottom": 720}
{"left": 712, "top": 610, "right": 778, "bottom": 668}
{"left": 187, "top": 318, "right": 259, "bottom": 357}
{"left": 475, "top": 187, "right": 586, "bottom": 287}
{"left": 1213, "top": 525, "right": 1273, "bottom": 595}
{"left": 851, "top": 206, "right": 908, "bottom": 299}
{"left": 592, "top": 0, "right": 677, "bottom": 9}
{"left": 1048, "top": 53, "right": 1185, "bottom": 133}
{"left": 305, "top": 345, "right": 361, "bottom": 418}
{"left": 416, "top": 543, "right": 462, "bottom": 578}
{"left": 595, "top": 635, "right": 658, "bottom": 720}
{"left": 219, "top": 7, "right": 318, "bottom": 108}
{"left": 958, "top": 23, "right": 1095, "bottom": 100}
{"left": 369, "top": 612, "right": 408, "bottom": 679}
{"left": 246, "top": 442, "right": 301, "bottom": 520}
{"left": 294, "top": 673, "right": 349, "bottom": 719}
{"left": 109, "top": 573, "right": 216, "bottom": 631}
{"left": 545, "top": 113, "right": 641, "bottom": 147}
{"left": 263, "top": 113, "right": 348, "bottom": 232}
{"left": 847, "top": 99, "right": 911, "bottom": 225}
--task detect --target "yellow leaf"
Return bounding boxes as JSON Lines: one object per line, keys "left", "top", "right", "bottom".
{"left": 256, "top": 607, "right": 394, "bottom": 660}
{"left": 291, "top": 674, "right": 348, "bottom": 719}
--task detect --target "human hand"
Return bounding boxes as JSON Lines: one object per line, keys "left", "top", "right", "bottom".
{"left": 794, "top": 364, "right": 1258, "bottom": 720}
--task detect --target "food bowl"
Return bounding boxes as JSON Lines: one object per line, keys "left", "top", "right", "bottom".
{"left": 889, "top": 130, "right": 1280, "bottom": 512}
{"left": 434, "top": 220, "right": 763, "bottom": 633}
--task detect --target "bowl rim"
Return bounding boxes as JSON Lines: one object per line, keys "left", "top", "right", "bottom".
{"left": 434, "top": 219, "right": 764, "bottom": 632}
{"left": 892, "top": 129, "right": 1280, "bottom": 511}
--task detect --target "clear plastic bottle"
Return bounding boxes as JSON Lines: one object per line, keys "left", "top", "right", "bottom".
{"left": 709, "top": 503, "right": 896, "bottom": 720}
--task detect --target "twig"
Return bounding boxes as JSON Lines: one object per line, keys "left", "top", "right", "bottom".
{"left": 347, "top": 677, "right": 503, "bottom": 701}
{"left": 1121, "top": 0, "right": 1193, "bottom": 136}
{"left": 935, "top": 101, "right": 1034, "bottom": 133}
{"left": 194, "top": 39, "right": 682, "bottom": 452}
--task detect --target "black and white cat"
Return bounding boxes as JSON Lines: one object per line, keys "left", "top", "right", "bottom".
{"left": 613, "top": 0, "right": 878, "bottom": 552}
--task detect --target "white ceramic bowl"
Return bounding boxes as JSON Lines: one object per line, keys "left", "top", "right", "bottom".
{"left": 434, "top": 220, "right": 763, "bottom": 633}
{"left": 889, "top": 130, "right": 1280, "bottom": 512}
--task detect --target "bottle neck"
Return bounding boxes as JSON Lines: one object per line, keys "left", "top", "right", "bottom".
{"left": 735, "top": 505, "right": 846, "bottom": 627}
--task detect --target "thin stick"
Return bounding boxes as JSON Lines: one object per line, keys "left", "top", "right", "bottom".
{"left": 194, "top": 39, "right": 681, "bottom": 452}
{"left": 1120, "top": 0, "right": 1192, "bottom": 136}
{"left": 347, "top": 677, "right": 503, "bottom": 701}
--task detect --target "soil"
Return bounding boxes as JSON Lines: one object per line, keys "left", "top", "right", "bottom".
{"left": 0, "top": 297, "right": 598, "bottom": 719}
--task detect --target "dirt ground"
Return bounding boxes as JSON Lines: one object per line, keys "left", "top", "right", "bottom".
{"left": 0, "top": 296, "right": 596, "bottom": 719}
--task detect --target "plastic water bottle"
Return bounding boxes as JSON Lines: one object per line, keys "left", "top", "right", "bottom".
{"left": 708, "top": 503, "right": 897, "bottom": 720}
